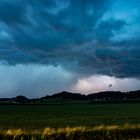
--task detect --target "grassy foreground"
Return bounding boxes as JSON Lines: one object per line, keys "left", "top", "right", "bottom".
{"left": 0, "top": 125, "right": 140, "bottom": 140}
{"left": 0, "top": 103, "right": 140, "bottom": 139}
{"left": 0, "top": 103, "right": 140, "bottom": 129}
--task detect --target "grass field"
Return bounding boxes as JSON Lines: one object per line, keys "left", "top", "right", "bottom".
{"left": 0, "top": 103, "right": 140, "bottom": 139}
{"left": 0, "top": 103, "right": 140, "bottom": 129}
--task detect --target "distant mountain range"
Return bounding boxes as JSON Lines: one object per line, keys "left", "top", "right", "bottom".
{"left": 0, "top": 90, "right": 140, "bottom": 104}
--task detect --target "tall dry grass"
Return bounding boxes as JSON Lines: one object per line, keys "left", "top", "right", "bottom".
{"left": 0, "top": 124, "right": 140, "bottom": 140}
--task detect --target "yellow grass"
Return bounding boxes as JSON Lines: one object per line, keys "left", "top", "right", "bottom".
{"left": 0, "top": 124, "right": 140, "bottom": 140}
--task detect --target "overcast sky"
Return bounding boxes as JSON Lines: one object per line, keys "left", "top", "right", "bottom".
{"left": 0, "top": 0, "right": 140, "bottom": 98}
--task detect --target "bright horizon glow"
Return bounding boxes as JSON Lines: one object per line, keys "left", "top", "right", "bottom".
{"left": 72, "top": 75, "right": 140, "bottom": 94}
{"left": 0, "top": 64, "right": 139, "bottom": 98}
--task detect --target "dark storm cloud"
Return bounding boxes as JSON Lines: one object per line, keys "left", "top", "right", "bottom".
{"left": 0, "top": 0, "right": 28, "bottom": 25}
{"left": 0, "top": 0, "right": 140, "bottom": 77}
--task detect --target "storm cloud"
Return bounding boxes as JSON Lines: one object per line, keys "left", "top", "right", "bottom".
{"left": 0, "top": 0, "right": 140, "bottom": 97}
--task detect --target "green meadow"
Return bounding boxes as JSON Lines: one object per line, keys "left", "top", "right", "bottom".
{"left": 0, "top": 103, "right": 140, "bottom": 139}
